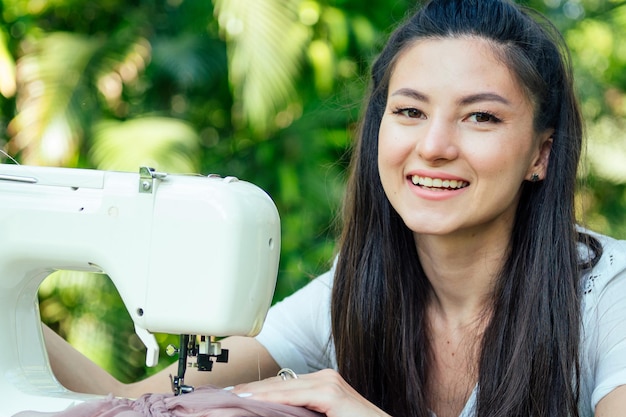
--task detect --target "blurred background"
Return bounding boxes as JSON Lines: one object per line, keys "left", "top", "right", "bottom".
{"left": 1, "top": 0, "right": 625, "bottom": 384}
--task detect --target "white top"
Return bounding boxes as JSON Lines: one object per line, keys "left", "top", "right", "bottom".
{"left": 256, "top": 232, "right": 626, "bottom": 417}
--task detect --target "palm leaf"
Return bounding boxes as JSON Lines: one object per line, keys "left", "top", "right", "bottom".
{"left": 8, "top": 33, "right": 101, "bottom": 165}
{"left": 151, "top": 34, "right": 227, "bottom": 91}
{"left": 89, "top": 117, "right": 200, "bottom": 173}
{"left": 213, "top": 0, "right": 310, "bottom": 136}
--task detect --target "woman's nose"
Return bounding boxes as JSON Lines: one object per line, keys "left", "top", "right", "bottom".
{"left": 414, "top": 118, "right": 459, "bottom": 164}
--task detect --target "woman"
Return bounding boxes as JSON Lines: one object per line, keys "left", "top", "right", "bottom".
{"left": 46, "top": 0, "right": 626, "bottom": 416}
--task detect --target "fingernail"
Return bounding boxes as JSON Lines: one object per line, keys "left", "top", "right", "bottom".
{"left": 223, "top": 386, "right": 234, "bottom": 391}
{"left": 237, "top": 393, "right": 253, "bottom": 398}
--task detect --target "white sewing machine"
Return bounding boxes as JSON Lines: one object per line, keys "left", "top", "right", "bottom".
{"left": 0, "top": 163, "right": 281, "bottom": 416}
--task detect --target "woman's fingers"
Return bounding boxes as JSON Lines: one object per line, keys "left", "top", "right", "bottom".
{"left": 231, "top": 369, "right": 390, "bottom": 417}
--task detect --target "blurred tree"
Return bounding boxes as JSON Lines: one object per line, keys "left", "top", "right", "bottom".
{"left": 1, "top": 0, "right": 625, "bottom": 384}
{"left": 526, "top": 0, "right": 626, "bottom": 238}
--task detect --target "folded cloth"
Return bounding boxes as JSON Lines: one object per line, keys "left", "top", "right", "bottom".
{"left": 13, "top": 386, "right": 325, "bottom": 417}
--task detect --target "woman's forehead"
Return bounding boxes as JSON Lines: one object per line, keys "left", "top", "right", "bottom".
{"left": 391, "top": 38, "right": 519, "bottom": 87}
{"left": 388, "top": 37, "right": 529, "bottom": 103}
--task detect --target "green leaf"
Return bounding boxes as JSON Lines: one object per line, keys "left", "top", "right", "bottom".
{"left": 213, "top": 0, "right": 310, "bottom": 136}
{"left": 89, "top": 117, "right": 200, "bottom": 172}
{"left": 9, "top": 33, "right": 101, "bottom": 165}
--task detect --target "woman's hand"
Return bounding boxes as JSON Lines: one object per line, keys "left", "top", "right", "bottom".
{"left": 230, "top": 368, "right": 391, "bottom": 417}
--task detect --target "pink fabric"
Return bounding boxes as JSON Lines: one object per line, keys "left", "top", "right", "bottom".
{"left": 13, "top": 386, "right": 324, "bottom": 417}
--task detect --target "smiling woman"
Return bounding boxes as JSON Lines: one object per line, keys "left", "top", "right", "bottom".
{"left": 44, "top": 1, "right": 626, "bottom": 417}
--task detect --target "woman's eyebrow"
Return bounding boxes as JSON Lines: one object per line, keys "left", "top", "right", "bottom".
{"left": 390, "top": 88, "right": 512, "bottom": 107}
{"left": 390, "top": 88, "right": 429, "bottom": 102}
{"left": 458, "top": 92, "right": 511, "bottom": 106}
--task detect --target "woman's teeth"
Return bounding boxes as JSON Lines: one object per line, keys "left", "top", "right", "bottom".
{"left": 411, "top": 175, "right": 468, "bottom": 189}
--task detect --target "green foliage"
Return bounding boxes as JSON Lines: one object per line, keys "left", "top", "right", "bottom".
{"left": 2, "top": 0, "right": 626, "bottom": 384}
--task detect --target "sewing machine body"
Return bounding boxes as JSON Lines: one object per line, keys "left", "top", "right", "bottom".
{"left": 0, "top": 163, "right": 280, "bottom": 416}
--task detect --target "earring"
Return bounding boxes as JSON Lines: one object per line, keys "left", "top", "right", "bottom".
{"left": 530, "top": 173, "right": 540, "bottom": 182}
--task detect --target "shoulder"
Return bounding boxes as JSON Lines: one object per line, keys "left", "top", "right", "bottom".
{"left": 580, "top": 230, "right": 626, "bottom": 298}
{"left": 578, "top": 230, "right": 626, "bottom": 411}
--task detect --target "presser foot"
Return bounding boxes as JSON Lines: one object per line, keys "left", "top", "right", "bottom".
{"left": 169, "top": 374, "right": 194, "bottom": 396}
{"left": 166, "top": 335, "right": 229, "bottom": 395}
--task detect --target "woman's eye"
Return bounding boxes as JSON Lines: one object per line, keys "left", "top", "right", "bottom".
{"left": 393, "top": 108, "right": 423, "bottom": 118}
{"left": 468, "top": 112, "right": 501, "bottom": 123}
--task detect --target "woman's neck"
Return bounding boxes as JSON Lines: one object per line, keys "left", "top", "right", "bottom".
{"left": 415, "top": 226, "right": 510, "bottom": 328}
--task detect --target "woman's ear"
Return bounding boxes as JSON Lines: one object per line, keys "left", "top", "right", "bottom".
{"left": 527, "top": 130, "right": 553, "bottom": 182}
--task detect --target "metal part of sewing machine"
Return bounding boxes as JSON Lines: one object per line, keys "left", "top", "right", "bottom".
{"left": 0, "top": 163, "right": 281, "bottom": 416}
{"left": 166, "top": 334, "right": 229, "bottom": 395}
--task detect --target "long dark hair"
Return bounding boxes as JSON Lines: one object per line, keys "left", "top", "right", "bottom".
{"left": 331, "top": 0, "right": 599, "bottom": 416}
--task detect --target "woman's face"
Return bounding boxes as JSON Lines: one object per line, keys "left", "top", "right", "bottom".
{"left": 378, "top": 37, "right": 552, "bottom": 239}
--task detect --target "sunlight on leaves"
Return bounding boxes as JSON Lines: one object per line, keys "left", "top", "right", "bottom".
{"left": 308, "top": 40, "right": 334, "bottom": 94}
{"left": 0, "top": 29, "right": 16, "bottom": 98}
{"left": 8, "top": 33, "right": 100, "bottom": 165}
{"left": 89, "top": 117, "right": 200, "bottom": 173}
{"left": 567, "top": 19, "right": 613, "bottom": 75}
{"left": 322, "top": 7, "right": 349, "bottom": 54}
{"left": 585, "top": 116, "right": 626, "bottom": 183}
{"left": 214, "top": 0, "right": 310, "bottom": 136}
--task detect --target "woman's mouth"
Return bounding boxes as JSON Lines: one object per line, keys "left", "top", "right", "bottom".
{"left": 410, "top": 175, "right": 469, "bottom": 190}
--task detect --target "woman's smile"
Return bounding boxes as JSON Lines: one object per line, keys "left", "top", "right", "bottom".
{"left": 409, "top": 174, "right": 469, "bottom": 190}
{"left": 407, "top": 172, "right": 470, "bottom": 202}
